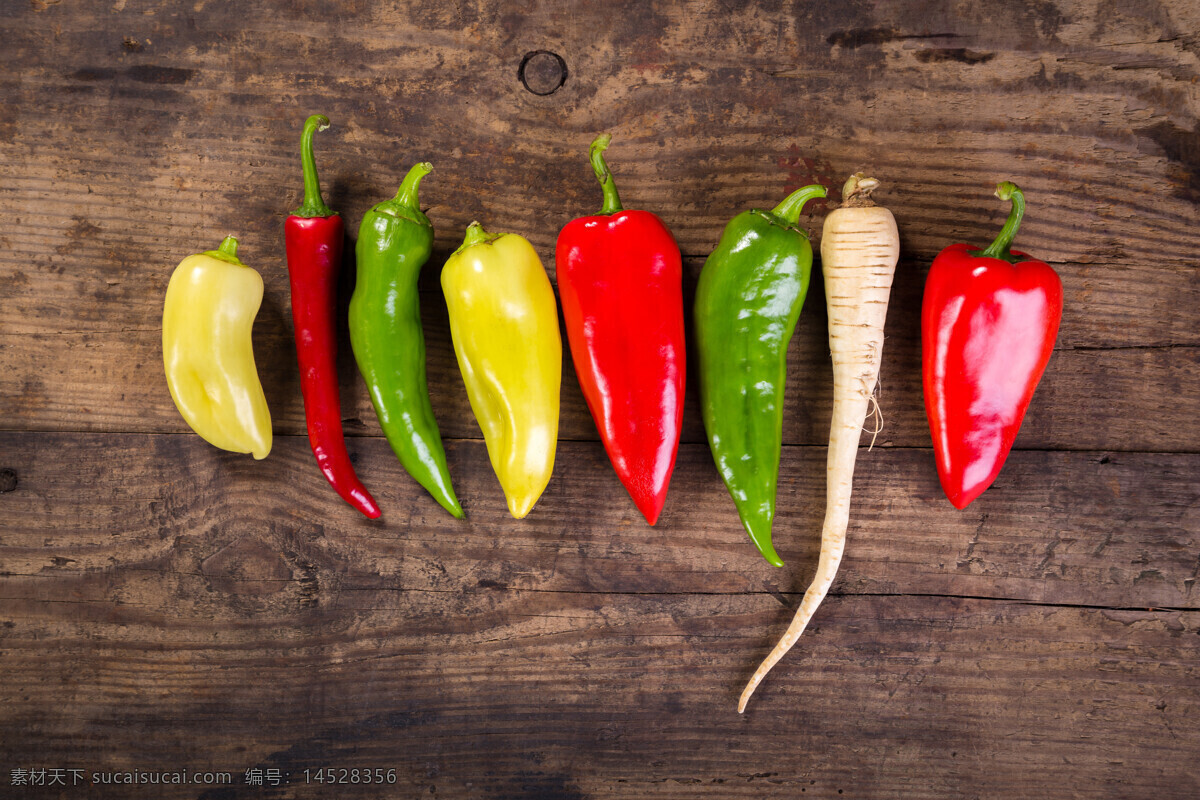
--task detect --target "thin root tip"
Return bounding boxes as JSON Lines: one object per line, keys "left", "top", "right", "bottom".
{"left": 739, "top": 673, "right": 762, "bottom": 709}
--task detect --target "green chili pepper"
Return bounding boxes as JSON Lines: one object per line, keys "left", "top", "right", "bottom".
{"left": 349, "top": 162, "right": 463, "bottom": 518}
{"left": 694, "top": 183, "right": 827, "bottom": 566}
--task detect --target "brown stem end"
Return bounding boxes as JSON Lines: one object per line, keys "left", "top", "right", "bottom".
{"left": 841, "top": 172, "right": 881, "bottom": 207}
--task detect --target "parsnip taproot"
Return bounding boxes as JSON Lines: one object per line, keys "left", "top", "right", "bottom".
{"left": 738, "top": 173, "right": 899, "bottom": 712}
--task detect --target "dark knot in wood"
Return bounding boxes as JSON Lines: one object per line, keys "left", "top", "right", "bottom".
{"left": 0, "top": 469, "right": 17, "bottom": 493}
{"left": 519, "top": 50, "right": 568, "bottom": 96}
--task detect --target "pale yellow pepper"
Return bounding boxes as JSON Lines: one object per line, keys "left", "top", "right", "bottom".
{"left": 162, "top": 236, "right": 272, "bottom": 459}
{"left": 442, "top": 222, "right": 561, "bottom": 518}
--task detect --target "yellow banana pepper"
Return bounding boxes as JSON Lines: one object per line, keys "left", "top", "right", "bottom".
{"left": 442, "top": 222, "right": 561, "bottom": 518}
{"left": 162, "top": 235, "right": 272, "bottom": 459}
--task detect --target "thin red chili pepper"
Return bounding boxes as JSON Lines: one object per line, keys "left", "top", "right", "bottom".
{"left": 284, "top": 114, "right": 381, "bottom": 519}
{"left": 555, "top": 134, "right": 686, "bottom": 525}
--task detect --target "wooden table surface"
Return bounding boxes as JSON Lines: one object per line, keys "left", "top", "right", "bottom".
{"left": 2, "top": 1, "right": 1198, "bottom": 798}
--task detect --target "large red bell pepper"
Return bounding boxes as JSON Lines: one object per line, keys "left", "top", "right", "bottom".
{"left": 556, "top": 134, "right": 685, "bottom": 525}
{"left": 922, "top": 181, "right": 1063, "bottom": 509}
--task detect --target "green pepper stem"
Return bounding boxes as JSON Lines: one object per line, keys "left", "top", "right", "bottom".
{"left": 461, "top": 221, "right": 491, "bottom": 247}
{"left": 589, "top": 133, "right": 624, "bottom": 215}
{"left": 770, "top": 184, "right": 828, "bottom": 225}
{"left": 393, "top": 162, "right": 433, "bottom": 210}
{"left": 293, "top": 114, "right": 335, "bottom": 218}
{"left": 457, "top": 221, "right": 503, "bottom": 254}
{"left": 203, "top": 235, "right": 246, "bottom": 266}
{"left": 976, "top": 181, "right": 1025, "bottom": 261}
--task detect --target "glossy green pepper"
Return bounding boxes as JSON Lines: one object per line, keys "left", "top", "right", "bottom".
{"left": 694, "top": 184, "right": 827, "bottom": 566}
{"left": 349, "top": 162, "right": 463, "bottom": 518}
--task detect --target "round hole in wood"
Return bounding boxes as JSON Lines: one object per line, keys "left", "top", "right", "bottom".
{"left": 518, "top": 50, "right": 568, "bottom": 96}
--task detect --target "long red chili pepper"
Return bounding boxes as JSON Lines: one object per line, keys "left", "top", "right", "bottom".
{"left": 556, "top": 134, "right": 686, "bottom": 525}
{"left": 922, "top": 181, "right": 1063, "bottom": 509}
{"left": 284, "top": 114, "right": 381, "bottom": 519}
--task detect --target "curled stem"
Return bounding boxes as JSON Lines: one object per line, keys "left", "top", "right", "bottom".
{"left": 770, "top": 184, "right": 828, "bottom": 226}
{"left": 293, "top": 114, "right": 335, "bottom": 218}
{"left": 589, "top": 134, "right": 623, "bottom": 215}
{"left": 975, "top": 181, "right": 1025, "bottom": 262}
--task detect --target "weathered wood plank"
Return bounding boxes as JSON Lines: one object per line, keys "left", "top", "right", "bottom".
{"left": 3, "top": 0, "right": 1200, "bottom": 796}
{"left": 6, "top": 240, "right": 1200, "bottom": 367}
{"left": 3, "top": 295, "right": 1197, "bottom": 453}
{"left": 1, "top": 1, "right": 1198, "bottom": 280}
{"left": 7, "top": 244, "right": 1197, "bottom": 350}
{"left": 2, "top": 433, "right": 1196, "bottom": 610}
{"left": 0, "top": 588, "right": 1195, "bottom": 799}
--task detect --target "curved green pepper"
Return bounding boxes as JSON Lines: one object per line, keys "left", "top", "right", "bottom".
{"left": 349, "top": 162, "right": 463, "bottom": 518}
{"left": 694, "top": 184, "right": 827, "bottom": 566}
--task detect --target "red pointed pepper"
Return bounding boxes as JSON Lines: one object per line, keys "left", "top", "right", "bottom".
{"left": 556, "top": 134, "right": 685, "bottom": 525}
{"left": 922, "top": 181, "right": 1063, "bottom": 509}
{"left": 284, "top": 114, "right": 381, "bottom": 519}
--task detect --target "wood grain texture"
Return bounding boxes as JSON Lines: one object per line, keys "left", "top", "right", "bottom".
{"left": 2, "top": 0, "right": 1199, "bottom": 264}
{"left": 3, "top": 279, "right": 1199, "bottom": 453}
{"left": 2, "top": 0, "right": 1199, "bottom": 797}
{"left": 1, "top": 435, "right": 1197, "bottom": 797}
{"left": 2, "top": 432, "right": 1197, "bottom": 609}
{"left": 1, "top": 591, "right": 1196, "bottom": 799}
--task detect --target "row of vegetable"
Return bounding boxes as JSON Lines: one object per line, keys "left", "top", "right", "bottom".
{"left": 161, "top": 115, "right": 1063, "bottom": 709}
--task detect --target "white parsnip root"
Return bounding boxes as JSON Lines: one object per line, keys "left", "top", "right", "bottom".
{"left": 739, "top": 173, "right": 900, "bottom": 712}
